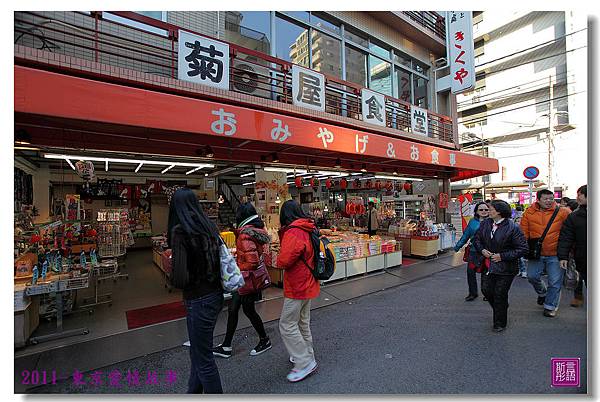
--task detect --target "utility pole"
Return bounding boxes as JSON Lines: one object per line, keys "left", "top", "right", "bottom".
{"left": 547, "top": 75, "right": 555, "bottom": 192}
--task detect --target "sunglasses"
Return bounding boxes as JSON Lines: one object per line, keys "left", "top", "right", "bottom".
{"left": 478, "top": 208, "right": 489, "bottom": 212}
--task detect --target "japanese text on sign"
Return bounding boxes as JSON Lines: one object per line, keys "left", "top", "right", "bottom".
{"left": 178, "top": 30, "right": 230, "bottom": 90}
{"left": 410, "top": 105, "right": 429, "bottom": 137}
{"left": 361, "top": 89, "right": 386, "bottom": 127}
{"left": 292, "top": 65, "right": 325, "bottom": 112}
{"left": 448, "top": 11, "right": 475, "bottom": 93}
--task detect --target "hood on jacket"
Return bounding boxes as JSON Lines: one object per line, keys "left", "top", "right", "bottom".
{"left": 236, "top": 226, "right": 271, "bottom": 245}
{"left": 287, "top": 218, "right": 316, "bottom": 232}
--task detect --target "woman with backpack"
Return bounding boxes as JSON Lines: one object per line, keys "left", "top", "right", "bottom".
{"left": 277, "top": 200, "right": 320, "bottom": 383}
{"left": 213, "top": 202, "right": 272, "bottom": 358}
{"left": 168, "top": 188, "right": 224, "bottom": 393}
{"left": 473, "top": 200, "right": 528, "bottom": 332}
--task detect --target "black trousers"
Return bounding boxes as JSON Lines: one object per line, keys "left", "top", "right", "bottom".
{"left": 222, "top": 292, "right": 267, "bottom": 346}
{"left": 575, "top": 258, "right": 587, "bottom": 297}
{"left": 481, "top": 273, "right": 516, "bottom": 328}
{"left": 467, "top": 266, "right": 483, "bottom": 297}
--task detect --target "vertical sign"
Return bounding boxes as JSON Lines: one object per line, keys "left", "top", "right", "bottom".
{"left": 411, "top": 105, "right": 429, "bottom": 136}
{"left": 361, "top": 89, "right": 386, "bottom": 127}
{"left": 448, "top": 11, "right": 475, "bottom": 93}
{"left": 292, "top": 65, "right": 325, "bottom": 112}
{"left": 178, "top": 30, "right": 230, "bottom": 90}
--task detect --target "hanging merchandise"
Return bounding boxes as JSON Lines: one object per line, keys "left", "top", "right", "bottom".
{"left": 295, "top": 177, "right": 303, "bottom": 188}
{"left": 75, "top": 160, "right": 95, "bottom": 181}
{"left": 403, "top": 182, "right": 412, "bottom": 193}
{"left": 325, "top": 178, "right": 333, "bottom": 189}
{"left": 366, "top": 180, "right": 373, "bottom": 189}
{"left": 147, "top": 180, "right": 165, "bottom": 195}
{"left": 395, "top": 181, "right": 402, "bottom": 192}
{"left": 375, "top": 180, "right": 382, "bottom": 191}
{"left": 340, "top": 178, "right": 348, "bottom": 190}
{"left": 353, "top": 179, "right": 361, "bottom": 189}
{"left": 310, "top": 177, "right": 320, "bottom": 190}
{"left": 439, "top": 192, "right": 449, "bottom": 209}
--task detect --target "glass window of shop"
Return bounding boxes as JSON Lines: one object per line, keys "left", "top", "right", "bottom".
{"left": 413, "top": 75, "right": 429, "bottom": 108}
{"left": 224, "top": 11, "right": 271, "bottom": 55}
{"left": 276, "top": 16, "right": 309, "bottom": 66}
{"left": 345, "top": 45, "right": 367, "bottom": 87}
{"left": 368, "top": 55, "right": 392, "bottom": 96}
{"left": 310, "top": 12, "right": 341, "bottom": 35}
{"left": 413, "top": 60, "right": 429, "bottom": 75}
{"left": 369, "top": 40, "right": 391, "bottom": 60}
{"left": 344, "top": 27, "right": 369, "bottom": 47}
{"left": 282, "top": 11, "right": 310, "bottom": 23}
{"left": 135, "top": 11, "right": 167, "bottom": 21}
{"left": 394, "top": 50, "right": 412, "bottom": 69}
{"left": 396, "top": 67, "right": 412, "bottom": 103}
{"left": 311, "top": 31, "right": 342, "bottom": 78}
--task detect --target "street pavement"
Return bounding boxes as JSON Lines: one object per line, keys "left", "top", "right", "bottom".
{"left": 30, "top": 265, "right": 587, "bottom": 394}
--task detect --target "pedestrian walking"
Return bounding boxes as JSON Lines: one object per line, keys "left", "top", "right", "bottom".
{"left": 473, "top": 200, "right": 528, "bottom": 332}
{"left": 520, "top": 189, "right": 571, "bottom": 317}
{"left": 557, "top": 185, "right": 587, "bottom": 307}
{"left": 367, "top": 201, "right": 379, "bottom": 237}
{"left": 168, "top": 188, "right": 224, "bottom": 394}
{"left": 514, "top": 216, "right": 527, "bottom": 278}
{"left": 276, "top": 200, "right": 320, "bottom": 382}
{"left": 213, "top": 202, "right": 272, "bottom": 358}
{"left": 454, "top": 201, "right": 490, "bottom": 301}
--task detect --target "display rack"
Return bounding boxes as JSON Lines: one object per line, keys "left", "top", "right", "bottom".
{"left": 97, "top": 209, "right": 133, "bottom": 258}
{"left": 80, "top": 259, "right": 120, "bottom": 309}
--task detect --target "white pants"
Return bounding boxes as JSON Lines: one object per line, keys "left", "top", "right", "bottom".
{"left": 279, "top": 298, "right": 315, "bottom": 369}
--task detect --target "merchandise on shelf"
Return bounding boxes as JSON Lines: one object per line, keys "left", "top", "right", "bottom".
{"left": 97, "top": 209, "right": 133, "bottom": 258}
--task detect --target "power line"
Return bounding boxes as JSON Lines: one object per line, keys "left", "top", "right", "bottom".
{"left": 459, "top": 91, "right": 586, "bottom": 126}
{"left": 475, "top": 27, "right": 587, "bottom": 68}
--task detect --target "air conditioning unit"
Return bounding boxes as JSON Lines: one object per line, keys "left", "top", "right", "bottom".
{"left": 231, "top": 55, "right": 271, "bottom": 99}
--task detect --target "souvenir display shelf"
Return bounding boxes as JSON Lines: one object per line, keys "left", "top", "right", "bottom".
{"left": 96, "top": 209, "right": 133, "bottom": 258}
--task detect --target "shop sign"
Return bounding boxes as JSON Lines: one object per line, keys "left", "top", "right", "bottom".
{"left": 292, "top": 65, "right": 325, "bottom": 112}
{"left": 411, "top": 105, "right": 429, "bottom": 136}
{"left": 361, "top": 89, "right": 386, "bottom": 127}
{"left": 448, "top": 11, "right": 475, "bottom": 94}
{"left": 178, "top": 30, "right": 230, "bottom": 91}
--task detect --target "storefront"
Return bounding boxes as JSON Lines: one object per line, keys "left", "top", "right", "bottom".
{"left": 14, "top": 11, "right": 498, "bottom": 353}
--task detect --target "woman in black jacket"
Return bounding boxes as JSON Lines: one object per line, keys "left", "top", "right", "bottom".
{"left": 473, "top": 200, "right": 528, "bottom": 332}
{"left": 168, "top": 188, "right": 224, "bottom": 394}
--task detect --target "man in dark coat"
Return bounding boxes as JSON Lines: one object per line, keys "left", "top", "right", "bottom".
{"left": 558, "top": 185, "right": 587, "bottom": 307}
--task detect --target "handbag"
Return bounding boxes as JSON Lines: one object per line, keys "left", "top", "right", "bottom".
{"left": 238, "top": 256, "right": 272, "bottom": 296}
{"left": 527, "top": 207, "right": 560, "bottom": 260}
{"left": 563, "top": 258, "right": 580, "bottom": 290}
{"left": 219, "top": 239, "right": 245, "bottom": 292}
{"left": 462, "top": 244, "right": 471, "bottom": 263}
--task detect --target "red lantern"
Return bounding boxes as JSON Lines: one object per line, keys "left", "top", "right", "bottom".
{"left": 310, "top": 178, "right": 320, "bottom": 189}
{"left": 375, "top": 180, "right": 382, "bottom": 190}
{"left": 295, "top": 177, "right": 303, "bottom": 188}
{"left": 340, "top": 178, "right": 348, "bottom": 190}
{"left": 366, "top": 180, "right": 373, "bottom": 189}
{"left": 29, "top": 234, "right": 41, "bottom": 244}
{"left": 325, "top": 179, "right": 332, "bottom": 189}
{"left": 385, "top": 181, "right": 393, "bottom": 191}
{"left": 403, "top": 182, "right": 412, "bottom": 191}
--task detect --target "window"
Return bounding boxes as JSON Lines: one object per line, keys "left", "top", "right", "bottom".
{"left": 224, "top": 11, "right": 271, "bottom": 55}
{"left": 344, "top": 28, "right": 368, "bottom": 47}
{"left": 369, "top": 41, "right": 391, "bottom": 60}
{"left": 312, "top": 31, "right": 341, "bottom": 78}
{"left": 283, "top": 11, "right": 309, "bottom": 23}
{"left": 135, "top": 11, "right": 166, "bottom": 21}
{"left": 276, "top": 16, "right": 309, "bottom": 66}
{"left": 396, "top": 67, "right": 412, "bottom": 103}
{"left": 311, "top": 12, "right": 340, "bottom": 34}
{"left": 394, "top": 51, "right": 412, "bottom": 69}
{"left": 345, "top": 45, "right": 367, "bottom": 87}
{"left": 413, "top": 75, "right": 428, "bottom": 108}
{"left": 369, "top": 56, "right": 392, "bottom": 96}
{"left": 103, "top": 12, "right": 168, "bottom": 36}
{"left": 413, "top": 60, "right": 429, "bottom": 75}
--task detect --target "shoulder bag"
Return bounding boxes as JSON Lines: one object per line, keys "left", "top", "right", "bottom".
{"left": 238, "top": 255, "right": 272, "bottom": 296}
{"left": 527, "top": 207, "right": 560, "bottom": 260}
{"left": 219, "top": 238, "right": 245, "bottom": 292}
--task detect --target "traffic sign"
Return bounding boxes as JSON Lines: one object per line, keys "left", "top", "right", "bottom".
{"left": 523, "top": 166, "right": 540, "bottom": 180}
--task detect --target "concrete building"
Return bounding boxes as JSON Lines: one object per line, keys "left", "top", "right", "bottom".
{"left": 452, "top": 11, "right": 588, "bottom": 201}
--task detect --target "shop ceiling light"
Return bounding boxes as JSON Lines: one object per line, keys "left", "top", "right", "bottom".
{"left": 317, "top": 170, "right": 348, "bottom": 177}
{"left": 242, "top": 181, "right": 256, "bottom": 186}
{"left": 360, "top": 164, "right": 367, "bottom": 173}
{"left": 65, "top": 159, "right": 76, "bottom": 170}
{"left": 161, "top": 165, "right": 176, "bottom": 174}
{"left": 186, "top": 166, "right": 204, "bottom": 175}
{"left": 135, "top": 163, "right": 143, "bottom": 173}
{"left": 105, "top": 160, "right": 109, "bottom": 172}
{"left": 240, "top": 172, "right": 255, "bottom": 177}
{"left": 264, "top": 167, "right": 307, "bottom": 174}
{"left": 43, "top": 154, "right": 214, "bottom": 170}
{"left": 271, "top": 153, "right": 280, "bottom": 163}
{"left": 374, "top": 175, "right": 423, "bottom": 181}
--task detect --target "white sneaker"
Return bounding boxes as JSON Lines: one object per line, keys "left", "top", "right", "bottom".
{"left": 286, "top": 360, "right": 318, "bottom": 382}
{"left": 289, "top": 356, "right": 295, "bottom": 364}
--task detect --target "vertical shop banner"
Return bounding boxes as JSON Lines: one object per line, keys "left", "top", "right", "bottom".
{"left": 411, "top": 105, "right": 429, "bottom": 136}
{"left": 448, "top": 11, "right": 475, "bottom": 93}
{"left": 178, "top": 30, "right": 230, "bottom": 91}
{"left": 292, "top": 65, "right": 325, "bottom": 112}
{"left": 361, "top": 89, "right": 386, "bottom": 127}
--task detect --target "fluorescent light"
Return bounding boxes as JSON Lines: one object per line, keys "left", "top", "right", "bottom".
{"left": 317, "top": 171, "right": 348, "bottom": 177}
{"left": 350, "top": 173, "right": 362, "bottom": 176}
{"left": 105, "top": 160, "right": 109, "bottom": 172}
{"left": 240, "top": 172, "right": 255, "bottom": 177}
{"left": 374, "top": 175, "right": 424, "bottom": 181}
{"left": 161, "top": 165, "right": 175, "bottom": 174}
{"left": 65, "top": 159, "right": 75, "bottom": 170}
{"left": 135, "top": 163, "right": 143, "bottom": 173}
{"left": 264, "top": 167, "right": 307, "bottom": 174}
{"left": 242, "top": 181, "right": 256, "bottom": 186}
{"left": 43, "top": 154, "right": 214, "bottom": 169}
{"left": 186, "top": 166, "right": 204, "bottom": 175}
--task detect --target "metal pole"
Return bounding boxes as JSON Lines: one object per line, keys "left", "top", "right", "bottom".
{"left": 548, "top": 75, "right": 554, "bottom": 191}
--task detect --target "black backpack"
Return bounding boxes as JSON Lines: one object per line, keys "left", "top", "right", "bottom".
{"left": 302, "top": 228, "right": 336, "bottom": 281}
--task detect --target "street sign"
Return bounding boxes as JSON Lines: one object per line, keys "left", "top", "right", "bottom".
{"left": 523, "top": 166, "right": 540, "bottom": 180}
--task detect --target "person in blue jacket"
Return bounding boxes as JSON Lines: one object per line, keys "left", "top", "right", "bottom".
{"left": 454, "top": 201, "right": 490, "bottom": 301}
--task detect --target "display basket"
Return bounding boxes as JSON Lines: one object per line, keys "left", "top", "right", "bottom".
{"left": 57, "top": 276, "right": 90, "bottom": 291}
{"left": 25, "top": 281, "right": 58, "bottom": 296}
{"left": 92, "top": 263, "right": 119, "bottom": 278}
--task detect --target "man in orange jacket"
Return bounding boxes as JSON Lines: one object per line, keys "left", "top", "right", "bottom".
{"left": 520, "top": 189, "right": 571, "bottom": 317}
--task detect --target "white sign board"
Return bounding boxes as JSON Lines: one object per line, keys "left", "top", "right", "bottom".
{"left": 410, "top": 105, "right": 429, "bottom": 136}
{"left": 292, "top": 65, "right": 325, "bottom": 112}
{"left": 361, "top": 89, "right": 386, "bottom": 127}
{"left": 178, "top": 30, "right": 230, "bottom": 90}
{"left": 448, "top": 11, "right": 475, "bottom": 94}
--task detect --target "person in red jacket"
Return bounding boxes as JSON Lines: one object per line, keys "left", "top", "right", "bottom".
{"left": 213, "top": 203, "right": 271, "bottom": 359}
{"left": 277, "top": 200, "right": 320, "bottom": 383}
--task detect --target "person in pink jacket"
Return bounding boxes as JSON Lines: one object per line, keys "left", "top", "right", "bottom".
{"left": 277, "top": 200, "right": 320, "bottom": 382}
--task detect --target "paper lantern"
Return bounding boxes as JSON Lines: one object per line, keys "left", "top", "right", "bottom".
{"left": 295, "top": 177, "right": 303, "bottom": 188}
{"left": 310, "top": 178, "right": 320, "bottom": 189}
{"left": 375, "top": 180, "right": 382, "bottom": 190}
{"left": 403, "top": 182, "right": 412, "bottom": 191}
{"left": 325, "top": 179, "right": 333, "bottom": 189}
{"left": 385, "top": 181, "right": 393, "bottom": 191}
{"left": 340, "top": 178, "right": 348, "bottom": 190}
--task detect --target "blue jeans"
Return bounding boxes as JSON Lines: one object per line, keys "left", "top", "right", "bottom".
{"left": 518, "top": 258, "right": 527, "bottom": 275}
{"left": 185, "top": 291, "right": 224, "bottom": 394}
{"left": 527, "top": 256, "right": 564, "bottom": 311}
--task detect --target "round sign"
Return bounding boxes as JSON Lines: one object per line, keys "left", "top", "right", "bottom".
{"left": 523, "top": 166, "right": 539, "bottom": 180}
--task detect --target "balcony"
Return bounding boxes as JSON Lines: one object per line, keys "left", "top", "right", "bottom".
{"left": 14, "top": 11, "right": 455, "bottom": 147}
{"left": 401, "top": 11, "right": 446, "bottom": 41}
